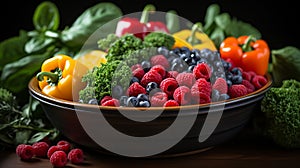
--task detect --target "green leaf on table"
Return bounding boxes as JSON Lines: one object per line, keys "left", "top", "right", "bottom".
{"left": 28, "top": 132, "right": 50, "bottom": 144}
{"left": 33, "top": 1, "right": 60, "bottom": 31}
{"left": 15, "top": 130, "right": 32, "bottom": 144}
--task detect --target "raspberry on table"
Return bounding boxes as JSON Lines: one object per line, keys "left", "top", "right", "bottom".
{"left": 173, "top": 86, "right": 191, "bottom": 105}
{"left": 176, "top": 72, "right": 196, "bottom": 88}
{"left": 242, "top": 80, "right": 255, "bottom": 93}
{"left": 101, "top": 98, "right": 120, "bottom": 107}
{"left": 160, "top": 77, "right": 179, "bottom": 98}
{"left": 163, "top": 100, "right": 179, "bottom": 107}
{"left": 190, "top": 78, "right": 212, "bottom": 97}
{"left": 47, "top": 145, "right": 61, "bottom": 158}
{"left": 127, "top": 82, "right": 146, "bottom": 97}
{"left": 16, "top": 144, "right": 34, "bottom": 161}
{"left": 251, "top": 75, "right": 268, "bottom": 90}
{"left": 68, "top": 148, "right": 84, "bottom": 164}
{"left": 228, "top": 84, "right": 248, "bottom": 98}
{"left": 32, "top": 141, "right": 49, "bottom": 158}
{"left": 140, "top": 70, "right": 163, "bottom": 87}
{"left": 212, "top": 77, "right": 228, "bottom": 94}
{"left": 57, "top": 140, "right": 71, "bottom": 153}
{"left": 50, "top": 151, "right": 68, "bottom": 168}
{"left": 150, "top": 91, "right": 169, "bottom": 107}
{"left": 193, "top": 62, "right": 212, "bottom": 80}
{"left": 150, "top": 54, "right": 170, "bottom": 70}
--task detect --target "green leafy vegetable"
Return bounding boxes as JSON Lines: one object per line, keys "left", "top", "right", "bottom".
{"left": 271, "top": 46, "right": 300, "bottom": 86}
{"left": 257, "top": 79, "right": 300, "bottom": 149}
{"left": 33, "top": 1, "right": 60, "bottom": 31}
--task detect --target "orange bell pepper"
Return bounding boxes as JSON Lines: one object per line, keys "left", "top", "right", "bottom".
{"left": 36, "top": 54, "right": 88, "bottom": 101}
{"left": 219, "top": 35, "right": 270, "bottom": 75}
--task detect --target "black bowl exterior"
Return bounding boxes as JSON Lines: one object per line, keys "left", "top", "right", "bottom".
{"left": 28, "top": 75, "right": 272, "bottom": 157}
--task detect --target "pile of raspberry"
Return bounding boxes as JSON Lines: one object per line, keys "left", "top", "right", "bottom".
{"left": 15, "top": 139, "right": 84, "bottom": 167}
{"left": 100, "top": 47, "right": 268, "bottom": 107}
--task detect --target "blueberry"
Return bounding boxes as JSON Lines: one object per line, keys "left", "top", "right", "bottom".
{"left": 226, "top": 80, "right": 233, "bottom": 88}
{"left": 141, "top": 61, "right": 151, "bottom": 72}
{"left": 171, "top": 62, "right": 186, "bottom": 72}
{"left": 231, "top": 75, "right": 243, "bottom": 84}
{"left": 88, "top": 98, "right": 99, "bottom": 105}
{"left": 188, "top": 65, "right": 195, "bottom": 72}
{"left": 139, "top": 100, "right": 151, "bottom": 107}
{"left": 231, "top": 67, "right": 242, "bottom": 76}
{"left": 211, "top": 89, "right": 220, "bottom": 102}
{"left": 219, "top": 94, "right": 230, "bottom": 101}
{"left": 127, "top": 97, "right": 139, "bottom": 107}
{"left": 112, "top": 85, "right": 123, "bottom": 99}
{"left": 119, "top": 96, "right": 129, "bottom": 106}
{"left": 146, "top": 82, "right": 158, "bottom": 93}
{"left": 130, "top": 77, "right": 139, "bottom": 85}
{"left": 137, "top": 93, "right": 149, "bottom": 102}
{"left": 157, "top": 46, "right": 169, "bottom": 57}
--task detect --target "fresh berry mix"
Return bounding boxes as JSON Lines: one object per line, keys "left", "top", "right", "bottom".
{"left": 16, "top": 139, "right": 85, "bottom": 166}
{"left": 93, "top": 46, "right": 268, "bottom": 107}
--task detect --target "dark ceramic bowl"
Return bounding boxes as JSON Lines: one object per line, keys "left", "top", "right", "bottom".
{"left": 28, "top": 74, "right": 272, "bottom": 158}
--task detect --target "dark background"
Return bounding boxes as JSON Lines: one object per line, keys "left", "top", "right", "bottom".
{"left": 1, "top": 0, "right": 299, "bottom": 49}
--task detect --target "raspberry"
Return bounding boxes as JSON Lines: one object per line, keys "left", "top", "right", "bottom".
{"left": 197, "top": 92, "right": 211, "bottom": 104}
{"left": 16, "top": 144, "right": 34, "bottom": 161}
{"left": 193, "top": 62, "right": 212, "bottom": 80}
{"left": 242, "top": 80, "right": 255, "bottom": 93}
{"left": 131, "top": 64, "right": 142, "bottom": 71}
{"left": 101, "top": 98, "right": 120, "bottom": 106}
{"left": 173, "top": 86, "right": 191, "bottom": 105}
{"left": 127, "top": 82, "right": 146, "bottom": 97}
{"left": 140, "top": 70, "right": 163, "bottom": 87}
{"left": 50, "top": 151, "right": 68, "bottom": 168}
{"left": 47, "top": 145, "right": 61, "bottom": 158}
{"left": 191, "top": 78, "right": 212, "bottom": 97}
{"left": 100, "top": 95, "right": 112, "bottom": 105}
{"left": 32, "top": 141, "right": 49, "bottom": 158}
{"left": 150, "top": 91, "right": 169, "bottom": 107}
{"left": 166, "top": 71, "right": 179, "bottom": 78}
{"left": 163, "top": 100, "right": 179, "bottom": 107}
{"left": 212, "top": 77, "right": 228, "bottom": 94}
{"left": 160, "top": 78, "right": 179, "bottom": 98}
{"left": 150, "top": 54, "right": 170, "bottom": 70}
{"left": 68, "top": 148, "right": 84, "bottom": 164}
{"left": 242, "top": 71, "right": 252, "bottom": 81}
{"left": 57, "top": 140, "right": 71, "bottom": 153}
{"left": 132, "top": 67, "right": 145, "bottom": 80}
{"left": 176, "top": 72, "right": 196, "bottom": 88}
{"left": 149, "top": 64, "right": 166, "bottom": 79}
{"left": 228, "top": 84, "right": 248, "bottom": 98}
{"left": 251, "top": 75, "right": 268, "bottom": 90}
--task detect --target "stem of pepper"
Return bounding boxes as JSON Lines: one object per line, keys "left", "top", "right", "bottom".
{"left": 187, "top": 22, "right": 203, "bottom": 45}
{"left": 242, "top": 35, "right": 256, "bottom": 52}
{"left": 140, "top": 4, "right": 156, "bottom": 23}
{"left": 36, "top": 71, "right": 59, "bottom": 84}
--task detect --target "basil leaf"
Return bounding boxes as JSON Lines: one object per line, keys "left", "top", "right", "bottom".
{"left": 209, "top": 27, "right": 225, "bottom": 48}
{"left": 225, "top": 19, "right": 261, "bottom": 39}
{"left": 25, "top": 35, "right": 56, "bottom": 54}
{"left": 61, "top": 2, "right": 122, "bottom": 49}
{"left": 33, "top": 1, "right": 60, "bottom": 31}
{"left": 215, "top": 13, "right": 231, "bottom": 30}
{"left": 271, "top": 46, "right": 300, "bottom": 86}
{"left": 0, "top": 53, "right": 50, "bottom": 93}
{"left": 204, "top": 4, "right": 220, "bottom": 32}
{"left": 0, "top": 31, "right": 28, "bottom": 71}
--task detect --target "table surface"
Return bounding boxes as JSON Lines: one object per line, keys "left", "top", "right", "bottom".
{"left": 1, "top": 126, "right": 300, "bottom": 168}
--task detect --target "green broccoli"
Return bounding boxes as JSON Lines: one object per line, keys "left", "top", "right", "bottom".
{"left": 97, "top": 33, "right": 119, "bottom": 51}
{"left": 259, "top": 79, "right": 300, "bottom": 148}
{"left": 105, "top": 34, "right": 145, "bottom": 62}
{"left": 143, "top": 32, "right": 175, "bottom": 50}
{"left": 79, "top": 60, "right": 132, "bottom": 103}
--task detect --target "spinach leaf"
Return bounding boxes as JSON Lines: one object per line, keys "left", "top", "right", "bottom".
{"left": 271, "top": 46, "right": 300, "bottom": 86}
{"left": 61, "top": 2, "right": 122, "bottom": 49}
{"left": 209, "top": 27, "right": 225, "bottom": 48}
{"left": 214, "top": 13, "right": 231, "bottom": 30}
{"left": 204, "top": 4, "right": 220, "bottom": 33}
{"left": 0, "top": 52, "right": 50, "bottom": 93}
{"left": 0, "top": 31, "right": 28, "bottom": 71}
{"left": 225, "top": 18, "right": 261, "bottom": 39}
{"left": 33, "top": 1, "right": 60, "bottom": 31}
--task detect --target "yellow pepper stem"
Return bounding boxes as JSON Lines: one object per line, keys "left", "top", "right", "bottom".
{"left": 140, "top": 4, "right": 156, "bottom": 23}
{"left": 187, "top": 22, "right": 204, "bottom": 45}
{"left": 36, "top": 71, "right": 59, "bottom": 85}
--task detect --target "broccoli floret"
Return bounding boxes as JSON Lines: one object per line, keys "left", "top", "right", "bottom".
{"left": 143, "top": 32, "right": 175, "bottom": 50}
{"left": 79, "top": 60, "right": 132, "bottom": 103}
{"left": 106, "top": 34, "right": 145, "bottom": 62}
{"left": 260, "top": 79, "right": 300, "bottom": 148}
{"left": 97, "top": 33, "right": 119, "bottom": 51}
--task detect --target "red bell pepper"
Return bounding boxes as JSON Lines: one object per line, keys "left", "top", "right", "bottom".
{"left": 115, "top": 4, "right": 169, "bottom": 39}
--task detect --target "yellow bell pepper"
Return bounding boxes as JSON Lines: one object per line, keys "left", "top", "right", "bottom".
{"left": 172, "top": 22, "right": 217, "bottom": 51}
{"left": 36, "top": 54, "right": 88, "bottom": 101}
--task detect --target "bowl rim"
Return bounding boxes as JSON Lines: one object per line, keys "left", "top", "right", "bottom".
{"left": 28, "top": 73, "right": 272, "bottom": 112}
